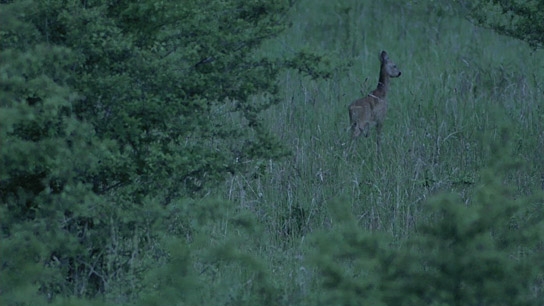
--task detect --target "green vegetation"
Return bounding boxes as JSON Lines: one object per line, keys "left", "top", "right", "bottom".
{"left": 1, "top": 0, "right": 543, "bottom": 305}
{"left": 469, "top": 0, "right": 544, "bottom": 49}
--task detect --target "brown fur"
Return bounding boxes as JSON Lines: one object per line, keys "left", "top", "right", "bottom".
{"left": 348, "top": 51, "right": 401, "bottom": 152}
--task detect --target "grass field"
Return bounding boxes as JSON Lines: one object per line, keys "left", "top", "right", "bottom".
{"left": 3, "top": 1, "right": 543, "bottom": 305}
{"left": 225, "top": 0, "right": 543, "bottom": 235}
{"left": 214, "top": 0, "right": 544, "bottom": 303}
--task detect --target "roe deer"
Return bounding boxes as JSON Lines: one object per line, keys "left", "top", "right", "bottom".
{"left": 348, "top": 50, "right": 401, "bottom": 154}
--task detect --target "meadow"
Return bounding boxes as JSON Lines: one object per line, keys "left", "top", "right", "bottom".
{"left": 2, "top": 0, "right": 543, "bottom": 305}
{"left": 224, "top": 0, "right": 544, "bottom": 236}
{"left": 217, "top": 0, "right": 544, "bottom": 303}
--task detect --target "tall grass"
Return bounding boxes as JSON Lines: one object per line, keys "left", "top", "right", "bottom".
{"left": 217, "top": 0, "right": 544, "bottom": 303}
{"left": 225, "top": 0, "right": 543, "bottom": 232}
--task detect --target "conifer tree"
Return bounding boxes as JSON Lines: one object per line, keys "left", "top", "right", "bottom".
{"left": 1, "top": 0, "right": 321, "bottom": 303}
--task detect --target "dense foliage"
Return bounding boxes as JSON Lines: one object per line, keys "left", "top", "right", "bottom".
{"left": 0, "top": 0, "right": 301, "bottom": 303}
{"left": 313, "top": 137, "right": 544, "bottom": 305}
{"left": 1, "top": 0, "right": 543, "bottom": 305}
{"left": 468, "top": 0, "right": 544, "bottom": 49}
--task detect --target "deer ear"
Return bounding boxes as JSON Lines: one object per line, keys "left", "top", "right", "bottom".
{"left": 380, "top": 50, "right": 388, "bottom": 62}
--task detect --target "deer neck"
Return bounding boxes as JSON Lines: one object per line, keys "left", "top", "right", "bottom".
{"left": 374, "top": 67, "right": 390, "bottom": 99}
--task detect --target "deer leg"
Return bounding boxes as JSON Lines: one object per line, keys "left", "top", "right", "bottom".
{"left": 363, "top": 122, "right": 370, "bottom": 137}
{"left": 352, "top": 123, "right": 362, "bottom": 138}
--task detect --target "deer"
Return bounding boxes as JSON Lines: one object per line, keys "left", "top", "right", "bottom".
{"left": 348, "top": 50, "right": 401, "bottom": 154}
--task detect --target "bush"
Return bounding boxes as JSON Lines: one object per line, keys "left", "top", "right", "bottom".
{"left": 312, "top": 135, "right": 544, "bottom": 305}
{"left": 0, "top": 0, "right": 323, "bottom": 303}
{"left": 468, "top": 0, "right": 544, "bottom": 49}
